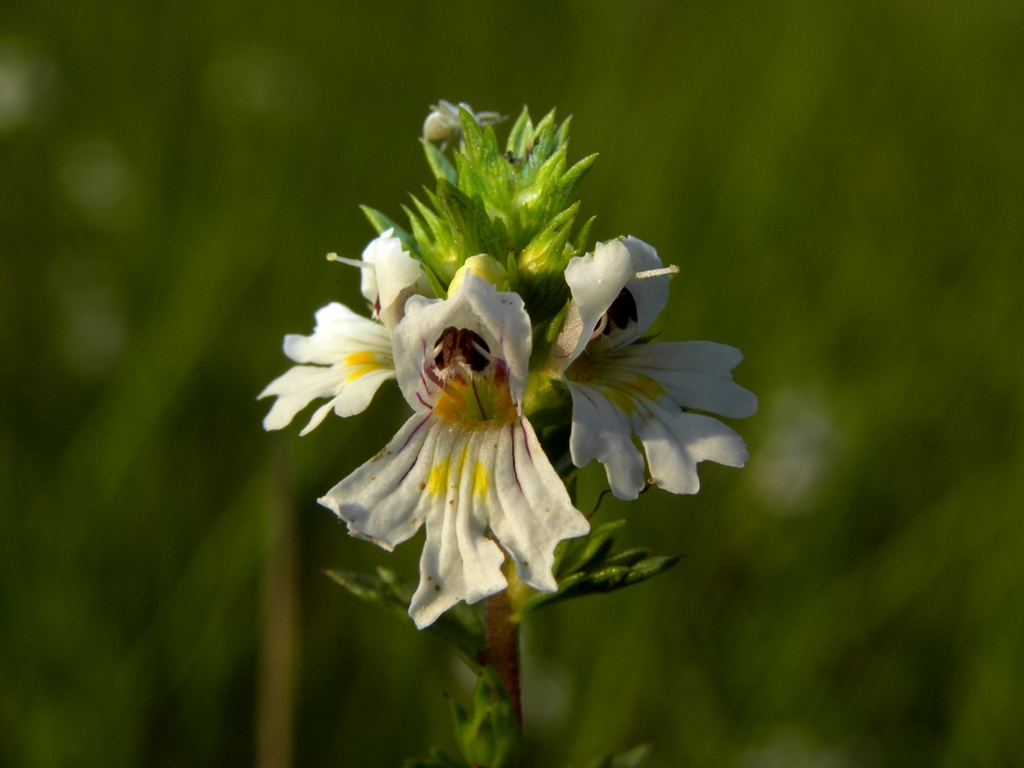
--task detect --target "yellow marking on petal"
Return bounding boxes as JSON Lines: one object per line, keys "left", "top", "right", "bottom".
{"left": 472, "top": 461, "right": 489, "bottom": 499}
{"left": 434, "top": 368, "right": 516, "bottom": 426}
{"left": 628, "top": 375, "right": 665, "bottom": 400}
{"left": 602, "top": 376, "right": 665, "bottom": 415}
{"left": 344, "top": 351, "right": 385, "bottom": 367}
{"left": 427, "top": 459, "right": 450, "bottom": 496}
{"left": 345, "top": 367, "right": 372, "bottom": 382}
{"left": 604, "top": 387, "right": 637, "bottom": 415}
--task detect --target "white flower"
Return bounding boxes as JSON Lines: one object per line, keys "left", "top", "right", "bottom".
{"left": 551, "top": 237, "right": 757, "bottom": 500}
{"left": 319, "top": 275, "right": 590, "bottom": 628}
{"left": 259, "top": 231, "right": 430, "bottom": 434}
{"left": 352, "top": 229, "right": 433, "bottom": 330}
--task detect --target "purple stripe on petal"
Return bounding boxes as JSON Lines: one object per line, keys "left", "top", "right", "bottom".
{"left": 509, "top": 420, "right": 524, "bottom": 493}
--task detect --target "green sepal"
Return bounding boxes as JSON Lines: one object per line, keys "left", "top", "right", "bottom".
{"left": 505, "top": 107, "right": 532, "bottom": 158}
{"left": 457, "top": 106, "right": 511, "bottom": 214}
{"left": 450, "top": 668, "right": 521, "bottom": 768}
{"left": 326, "top": 567, "right": 486, "bottom": 671}
{"left": 422, "top": 138, "right": 459, "bottom": 185}
{"left": 516, "top": 201, "right": 579, "bottom": 323}
{"left": 573, "top": 214, "right": 596, "bottom": 255}
{"left": 408, "top": 193, "right": 460, "bottom": 284}
{"left": 360, "top": 205, "right": 421, "bottom": 258}
{"left": 578, "top": 742, "right": 653, "bottom": 768}
{"left": 505, "top": 248, "right": 519, "bottom": 293}
{"left": 528, "top": 300, "right": 570, "bottom": 372}
{"left": 517, "top": 521, "right": 680, "bottom": 620}
{"left": 554, "top": 115, "right": 573, "bottom": 151}
{"left": 557, "top": 153, "right": 598, "bottom": 212}
{"left": 436, "top": 178, "right": 508, "bottom": 263}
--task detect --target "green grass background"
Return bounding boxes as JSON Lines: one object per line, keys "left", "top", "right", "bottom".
{"left": 2, "top": 1, "right": 1023, "bottom": 766}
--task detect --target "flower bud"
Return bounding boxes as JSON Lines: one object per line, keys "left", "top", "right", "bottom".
{"left": 447, "top": 254, "right": 510, "bottom": 295}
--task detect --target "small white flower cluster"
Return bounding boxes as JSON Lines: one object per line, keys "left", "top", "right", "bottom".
{"left": 261, "top": 228, "right": 755, "bottom": 628}
{"left": 261, "top": 109, "right": 755, "bottom": 629}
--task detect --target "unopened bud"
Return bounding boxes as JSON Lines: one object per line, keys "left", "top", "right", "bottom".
{"left": 447, "top": 254, "right": 511, "bottom": 295}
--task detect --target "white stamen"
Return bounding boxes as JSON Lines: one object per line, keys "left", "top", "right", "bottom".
{"left": 327, "top": 253, "right": 373, "bottom": 269}
{"left": 633, "top": 265, "right": 680, "bottom": 279}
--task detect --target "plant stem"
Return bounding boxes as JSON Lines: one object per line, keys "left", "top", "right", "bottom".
{"left": 485, "top": 585, "right": 522, "bottom": 724}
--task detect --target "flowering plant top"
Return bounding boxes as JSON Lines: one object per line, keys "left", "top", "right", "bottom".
{"left": 260, "top": 103, "right": 756, "bottom": 634}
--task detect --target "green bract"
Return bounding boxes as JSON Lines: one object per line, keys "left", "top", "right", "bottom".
{"left": 363, "top": 106, "right": 596, "bottom": 323}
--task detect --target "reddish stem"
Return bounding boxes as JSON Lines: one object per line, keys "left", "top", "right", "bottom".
{"left": 485, "top": 587, "right": 522, "bottom": 724}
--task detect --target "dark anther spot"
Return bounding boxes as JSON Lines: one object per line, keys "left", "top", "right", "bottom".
{"left": 419, "top": 482, "right": 426, "bottom": 490}
{"left": 434, "top": 584, "right": 441, "bottom": 592}
{"left": 433, "top": 327, "right": 490, "bottom": 372}
{"left": 603, "top": 288, "right": 638, "bottom": 335}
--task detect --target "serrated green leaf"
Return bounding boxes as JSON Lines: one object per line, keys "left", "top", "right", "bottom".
{"left": 573, "top": 215, "right": 596, "bottom": 257}
{"left": 506, "top": 106, "right": 532, "bottom": 157}
{"left": 554, "top": 115, "right": 573, "bottom": 150}
{"left": 326, "top": 568, "right": 486, "bottom": 670}
{"left": 505, "top": 248, "right": 519, "bottom": 293}
{"left": 422, "top": 138, "right": 458, "bottom": 185}
{"left": 557, "top": 153, "right": 598, "bottom": 208}
{"left": 411, "top": 192, "right": 460, "bottom": 282}
{"left": 516, "top": 201, "right": 578, "bottom": 322}
{"left": 517, "top": 520, "right": 680, "bottom": 619}
{"left": 436, "top": 178, "right": 510, "bottom": 263}
{"left": 624, "top": 555, "right": 681, "bottom": 584}
{"left": 557, "top": 519, "right": 627, "bottom": 578}
{"left": 601, "top": 547, "right": 654, "bottom": 568}
{"left": 530, "top": 109, "right": 558, "bottom": 160}
{"left": 450, "top": 668, "right": 521, "bottom": 768}
{"left": 360, "top": 205, "right": 421, "bottom": 258}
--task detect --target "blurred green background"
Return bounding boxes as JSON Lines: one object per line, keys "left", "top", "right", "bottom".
{"left": 2, "top": 0, "right": 1023, "bottom": 766}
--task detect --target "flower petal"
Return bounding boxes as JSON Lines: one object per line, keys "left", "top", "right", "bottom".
{"left": 632, "top": 395, "right": 749, "bottom": 495}
{"left": 361, "top": 230, "right": 433, "bottom": 329}
{"left": 408, "top": 426, "right": 507, "bottom": 629}
{"left": 603, "top": 342, "right": 758, "bottom": 419}
{"left": 259, "top": 365, "right": 348, "bottom": 431}
{"left": 318, "top": 412, "right": 437, "bottom": 550}
{"left": 298, "top": 366, "right": 396, "bottom": 435}
{"left": 567, "top": 382, "right": 647, "bottom": 500}
{"left": 489, "top": 418, "right": 590, "bottom": 591}
{"left": 283, "top": 303, "right": 392, "bottom": 365}
{"left": 614, "top": 236, "right": 670, "bottom": 347}
{"left": 394, "top": 274, "right": 533, "bottom": 411}
{"left": 558, "top": 240, "right": 634, "bottom": 365}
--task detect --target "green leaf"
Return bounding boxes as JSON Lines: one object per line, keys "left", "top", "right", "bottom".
{"left": 557, "top": 153, "right": 598, "bottom": 210}
{"left": 407, "top": 193, "right": 460, "bottom": 284}
{"left": 517, "top": 521, "right": 681, "bottom": 619}
{"left": 326, "top": 567, "right": 486, "bottom": 670}
{"left": 573, "top": 214, "right": 596, "bottom": 257}
{"left": 436, "top": 178, "right": 508, "bottom": 262}
{"left": 360, "top": 205, "right": 421, "bottom": 258}
{"left": 554, "top": 115, "right": 573, "bottom": 151}
{"left": 516, "top": 201, "right": 578, "bottom": 322}
{"left": 505, "top": 106, "right": 532, "bottom": 157}
{"left": 422, "top": 138, "right": 459, "bottom": 185}
{"left": 505, "top": 248, "right": 519, "bottom": 293}
{"left": 450, "top": 668, "right": 521, "bottom": 768}
{"left": 557, "top": 519, "right": 627, "bottom": 577}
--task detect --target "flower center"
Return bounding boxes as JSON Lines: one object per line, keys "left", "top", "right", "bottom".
{"left": 431, "top": 327, "right": 516, "bottom": 424}
{"left": 590, "top": 287, "right": 638, "bottom": 340}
